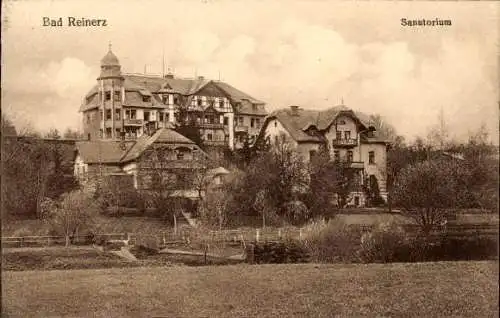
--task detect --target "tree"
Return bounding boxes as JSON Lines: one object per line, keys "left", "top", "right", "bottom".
{"left": 392, "top": 159, "right": 470, "bottom": 235}
{"left": 199, "top": 185, "right": 232, "bottom": 231}
{"left": 41, "top": 189, "right": 99, "bottom": 247}
{"left": 461, "top": 124, "right": 498, "bottom": 211}
{"left": 174, "top": 99, "right": 204, "bottom": 149}
{"left": 63, "top": 127, "right": 84, "bottom": 139}
{"left": 369, "top": 114, "right": 398, "bottom": 142}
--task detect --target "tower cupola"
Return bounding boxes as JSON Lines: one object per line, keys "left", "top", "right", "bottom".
{"left": 98, "top": 43, "right": 122, "bottom": 79}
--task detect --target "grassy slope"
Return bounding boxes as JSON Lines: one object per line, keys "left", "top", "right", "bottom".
{"left": 2, "top": 261, "right": 498, "bottom": 318}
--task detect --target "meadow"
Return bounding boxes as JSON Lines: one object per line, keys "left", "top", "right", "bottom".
{"left": 2, "top": 261, "right": 498, "bottom": 317}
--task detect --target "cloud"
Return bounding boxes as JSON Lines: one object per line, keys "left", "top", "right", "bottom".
{"left": 2, "top": 0, "right": 498, "bottom": 143}
{"left": 3, "top": 57, "right": 94, "bottom": 133}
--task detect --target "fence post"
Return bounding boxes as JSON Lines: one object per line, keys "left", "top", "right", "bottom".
{"left": 299, "top": 228, "right": 303, "bottom": 240}
{"left": 256, "top": 229, "right": 260, "bottom": 242}
{"left": 246, "top": 243, "right": 255, "bottom": 264}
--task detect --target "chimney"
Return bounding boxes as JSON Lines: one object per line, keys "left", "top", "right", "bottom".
{"left": 290, "top": 105, "right": 300, "bottom": 116}
{"left": 164, "top": 73, "right": 174, "bottom": 79}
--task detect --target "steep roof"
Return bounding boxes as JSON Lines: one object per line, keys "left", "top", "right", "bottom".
{"left": 101, "top": 50, "right": 120, "bottom": 66}
{"left": 75, "top": 140, "right": 132, "bottom": 163}
{"left": 264, "top": 105, "right": 375, "bottom": 143}
{"left": 80, "top": 74, "right": 266, "bottom": 113}
{"left": 76, "top": 128, "right": 204, "bottom": 165}
{"left": 214, "top": 81, "right": 264, "bottom": 104}
{"left": 120, "top": 127, "right": 197, "bottom": 163}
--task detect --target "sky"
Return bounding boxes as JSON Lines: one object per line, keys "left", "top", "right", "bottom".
{"left": 1, "top": 0, "right": 499, "bottom": 143}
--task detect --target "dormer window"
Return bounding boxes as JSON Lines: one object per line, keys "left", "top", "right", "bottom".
{"left": 197, "top": 99, "right": 203, "bottom": 107}
{"left": 344, "top": 131, "right": 351, "bottom": 140}
{"left": 143, "top": 96, "right": 151, "bottom": 102}
{"left": 338, "top": 120, "right": 346, "bottom": 125}
{"left": 336, "top": 131, "right": 342, "bottom": 140}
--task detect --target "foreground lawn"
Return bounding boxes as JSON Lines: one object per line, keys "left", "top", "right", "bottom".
{"left": 2, "top": 261, "right": 498, "bottom": 317}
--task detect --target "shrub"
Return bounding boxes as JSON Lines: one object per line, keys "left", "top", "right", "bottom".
{"left": 358, "top": 221, "right": 409, "bottom": 263}
{"left": 250, "top": 240, "right": 309, "bottom": 264}
{"left": 303, "top": 218, "right": 363, "bottom": 263}
{"left": 135, "top": 235, "right": 160, "bottom": 252}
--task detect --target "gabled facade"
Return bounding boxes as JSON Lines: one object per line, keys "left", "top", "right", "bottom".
{"left": 80, "top": 47, "right": 267, "bottom": 150}
{"left": 258, "top": 105, "right": 389, "bottom": 207}
{"left": 74, "top": 127, "right": 211, "bottom": 198}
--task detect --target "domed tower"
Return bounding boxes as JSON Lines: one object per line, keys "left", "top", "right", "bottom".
{"left": 97, "top": 43, "right": 125, "bottom": 140}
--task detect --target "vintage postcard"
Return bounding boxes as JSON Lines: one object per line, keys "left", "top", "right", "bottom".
{"left": 2, "top": 0, "right": 498, "bottom": 317}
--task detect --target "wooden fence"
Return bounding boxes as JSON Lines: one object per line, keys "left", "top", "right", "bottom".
{"left": 2, "top": 223, "right": 497, "bottom": 249}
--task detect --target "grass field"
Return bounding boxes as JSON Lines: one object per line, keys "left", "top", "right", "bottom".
{"left": 2, "top": 261, "right": 498, "bottom": 317}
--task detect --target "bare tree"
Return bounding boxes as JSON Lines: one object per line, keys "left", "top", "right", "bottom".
{"left": 392, "top": 159, "right": 469, "bottom": 235}
{"left": 41, "top": 189, "right": 99, "bottom": 247}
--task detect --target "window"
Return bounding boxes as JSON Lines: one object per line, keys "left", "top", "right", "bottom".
{"left": 207, "top": 133, "right": 213, "bottom": 141}
{"left": 100, "top": 110, "right": 104, "bottom": 119}
{"left": 309, "top": 150, "right": 317, "bottom": 161}
{"left": 99, "top": 129, "right": 103, "bottom": 138}
{"left": 219, "top": 100, "right": 224, "bottom": 108}
{"left": 239, "top": 117, "right": 244, "bottom": 125}
{"left": 144, "top": 111, "right": 150, "bottom": 122}
{"left": 338, "top": 120, "right": 346, "bottom": 125}
{"left": 105, "top": 109, "right": 111, "bottom": 120}
{"left": 197, "top": 99, "right": 203, "bottom": 107}
{"left": 105, "top": 127, "right": 112, "bottom": 138}
{"left": 115, "top": 109, "right": 121, "bottom": 120}
{"left": 114, "top": 91, "right": 120, "bottom": 101}
{"left": 176, "top": 151, "right": 184, "bottom": 160}
{"left": 336, "top": 131, "right": 342, "bottom": 140}
{"left": 255, "top": 118, "right": 261, "bottom": 128}
{"left": 126, "top": 109, "right": 137, "bottom": 119}
{"left": 251, "top": 118, "right": 255, "bottom": 128}
{"left": 274, "top": 121, "right": 277, "bottom": 128}
{"left": 347, "top": 151, "right": 353, "bottom": 162}
{"left": 344, "top": 131, "right": 351, "bottom": 140}
{"left": 159, "top": 112, "right": 164, "bottom": 122}
{"left": 165, "top": 113, "right": 170, "bottom": 122}
{"left": 86, "top": 113, "right": 91, "bottom": 123}
{"left": 143, "top": 96, "right": 151, "bottom": 102}
{"left": 334, "top": 150, "right": 340, "bottom": 161}
{"left": 367, "top": 130, "right": 375, "bottom": 138}
{"left": 223, "top": 117, "right": 228, "bottom": 125}
{"left": 115, "top": 128, "right": 120, "bottom": 136}
{"left": 174, "top": 96, "right": 179, "bottom": 105}
{"left": 162, "top": 95, "right": 169, "bottom": 104}
{"left": 369, "top": 151, "right": 375, "bottom": 164}
{"left": 105, "top": 91, "right": 111, "bottom": 100}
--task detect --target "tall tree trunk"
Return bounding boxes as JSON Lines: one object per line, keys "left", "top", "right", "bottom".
{"left": 173, "top": 214, "right": 177, "bottom": 236}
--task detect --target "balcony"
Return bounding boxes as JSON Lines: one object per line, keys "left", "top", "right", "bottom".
{"left": 235, "top": 125, "right": 248, "bottom": 133}
{"left": 332, "top": 138, "right": 358, "bottom": 147}
{"left": 124, "top": 118, "right": 143, "bottom": 126}
{"left": 197, "top": 123, "right": 224, "bottom": 129}
{"left": 204, "top": 140, "right": 226, "bottom": 146}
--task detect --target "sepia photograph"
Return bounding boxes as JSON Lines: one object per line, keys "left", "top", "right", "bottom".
{"left": 1, "top": 0, "right": 499, "bottom": 317}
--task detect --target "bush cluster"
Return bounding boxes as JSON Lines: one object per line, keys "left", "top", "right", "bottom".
{"left": 249, "top": 240, "right": 309, "bottom": 264}
{"left": 303, "top": 219, "right": 363, "bottom": 263}
{"left": 301, "top": 219, "right": 498, "bottom": 264}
